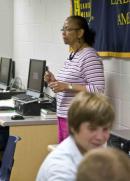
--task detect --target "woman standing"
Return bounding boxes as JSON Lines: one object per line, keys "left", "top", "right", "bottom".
{"left": 44, "top": 15, "right": 105, "bottom": 143}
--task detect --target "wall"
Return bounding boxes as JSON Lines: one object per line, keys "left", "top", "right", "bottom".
{"left": 0, "top": 0, "right": 13, "bottom": 57}
{"left": 13, "top": 0, "right": 130, "bottom": 129}
{"left": 104, "top": 58, "right": 130, "bottom": 129}
{"left": 13, "top": 0, "right": 70, "bottom": 90}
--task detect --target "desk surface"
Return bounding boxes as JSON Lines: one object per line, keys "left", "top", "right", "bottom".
{"left": 0, "top": 116, "right": 57, "bottom": 127}
{"left": 0, "top": 99, "right": 57, "bottom": 127}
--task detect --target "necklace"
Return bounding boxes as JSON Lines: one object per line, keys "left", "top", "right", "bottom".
{"left": 68, "top": 43, "right": 87, "bottom": 60}
{"left": 68, "top": 51, "right": 78, "bottom": 60}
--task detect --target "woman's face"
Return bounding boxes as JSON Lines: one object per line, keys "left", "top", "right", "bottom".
{"left": 61, "top": 19, "right": 81, "bottom": 46}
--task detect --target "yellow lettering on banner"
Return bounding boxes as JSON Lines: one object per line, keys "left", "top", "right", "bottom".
{"left": 117, "top": 12, "right": 130, "bottom": 25}
{"left": 123, "top": 0, "right": 129, "bottom": 3}
{"left": 80, "top": 2, "right": 92, "bottom": 22}
{"left": 72, "top": 0, "right": 93, "bottom": 23}
{"left": 111, "top": 0, "right": 130, "bottom": 5}
{"left": 117, "top": 0, "right": 123, "bottom": 4}
{"left": 128, "top": 12, "right": 130, "bottom": 23}
{"left": 74, "top": 0, "right": 80, "bottom": 15}
{"left": 87, "top": 3, "right": 91, "bottom": 8}
{"left": 81, "top": 11, "right": 91, "bottom": 17}
{"left": 80, "top": 2, "right": 91, "bottom": 10}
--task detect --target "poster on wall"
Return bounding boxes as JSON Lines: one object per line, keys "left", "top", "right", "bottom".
{"left": 71, "top": 0, "right": 130, "bottom": 58}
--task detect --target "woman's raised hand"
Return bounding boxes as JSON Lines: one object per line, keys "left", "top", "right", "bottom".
{"left": 44, "top": 71, "right": 56, "bottom": 83}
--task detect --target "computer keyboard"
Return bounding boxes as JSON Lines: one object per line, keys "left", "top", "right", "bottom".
{"left": 13, "top": 94, "right": 38, "bottom": 103}
{"left": 12, "top": 93, "right": 26, "bottom": 99}
{"left": 0, "top": 90, "right": 26, "bottom": 100}
{"left": 0, "top": 106, "right": 15, "bottom": 111}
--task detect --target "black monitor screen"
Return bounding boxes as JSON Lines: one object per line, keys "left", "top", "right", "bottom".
{"left": 27, "top": 59, "right": 46, "bottom": 93}
{"left": 0, "top": 57, "right": 12, "bottom": 90}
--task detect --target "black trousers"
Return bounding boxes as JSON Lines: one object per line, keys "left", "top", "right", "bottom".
{"left": 0, "top": 126, "right": 9, "bottom": 165}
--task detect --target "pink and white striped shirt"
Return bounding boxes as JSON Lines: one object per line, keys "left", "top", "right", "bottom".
{"left": 56, "top": 47, "right": 105, "bottom": 118}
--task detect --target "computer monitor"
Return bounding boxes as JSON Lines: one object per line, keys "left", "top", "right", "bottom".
{"left": 0, "top": 57, "right": 12, "bottom": 90}
{"left": 26, "top": 59, "right": 46, "bottom": 98}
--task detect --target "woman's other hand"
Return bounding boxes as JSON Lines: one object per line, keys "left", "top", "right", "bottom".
{"left": 49, "top": 81, "right": 68, "bottom": 93}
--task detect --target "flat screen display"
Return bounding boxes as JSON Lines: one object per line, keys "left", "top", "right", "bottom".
{"left": 0, "top": 57, "right": 12, "bottom": 90}
{"left": 27, "top": 59, "right": 46, "bottom": 93}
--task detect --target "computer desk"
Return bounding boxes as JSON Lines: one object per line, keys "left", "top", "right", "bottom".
{"left": 0, "top": 114, "right": 57, "bottom": 181}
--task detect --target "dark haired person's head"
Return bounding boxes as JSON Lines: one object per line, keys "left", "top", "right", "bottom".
{"left": 62, "top": 15, "right": 95, "bottom": 47}
{"left": 68, "top": 91, "right": 115, "bottom": 152}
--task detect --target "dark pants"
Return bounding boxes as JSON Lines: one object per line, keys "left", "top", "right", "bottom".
{"left": 0, "top": 126, "right": 9, "bottom": 165}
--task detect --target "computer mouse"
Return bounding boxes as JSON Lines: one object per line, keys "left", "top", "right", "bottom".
{"left": 11, "top": 115, "right": 24, "bottom": 120}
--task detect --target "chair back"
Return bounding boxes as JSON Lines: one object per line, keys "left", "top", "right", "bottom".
{"left": 0, "top": 135, "right": 21, "bottom": 181}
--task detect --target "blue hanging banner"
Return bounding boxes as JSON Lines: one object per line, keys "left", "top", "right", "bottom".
{"left": 71, "top": 0, "right": 130, "bottom": 58}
